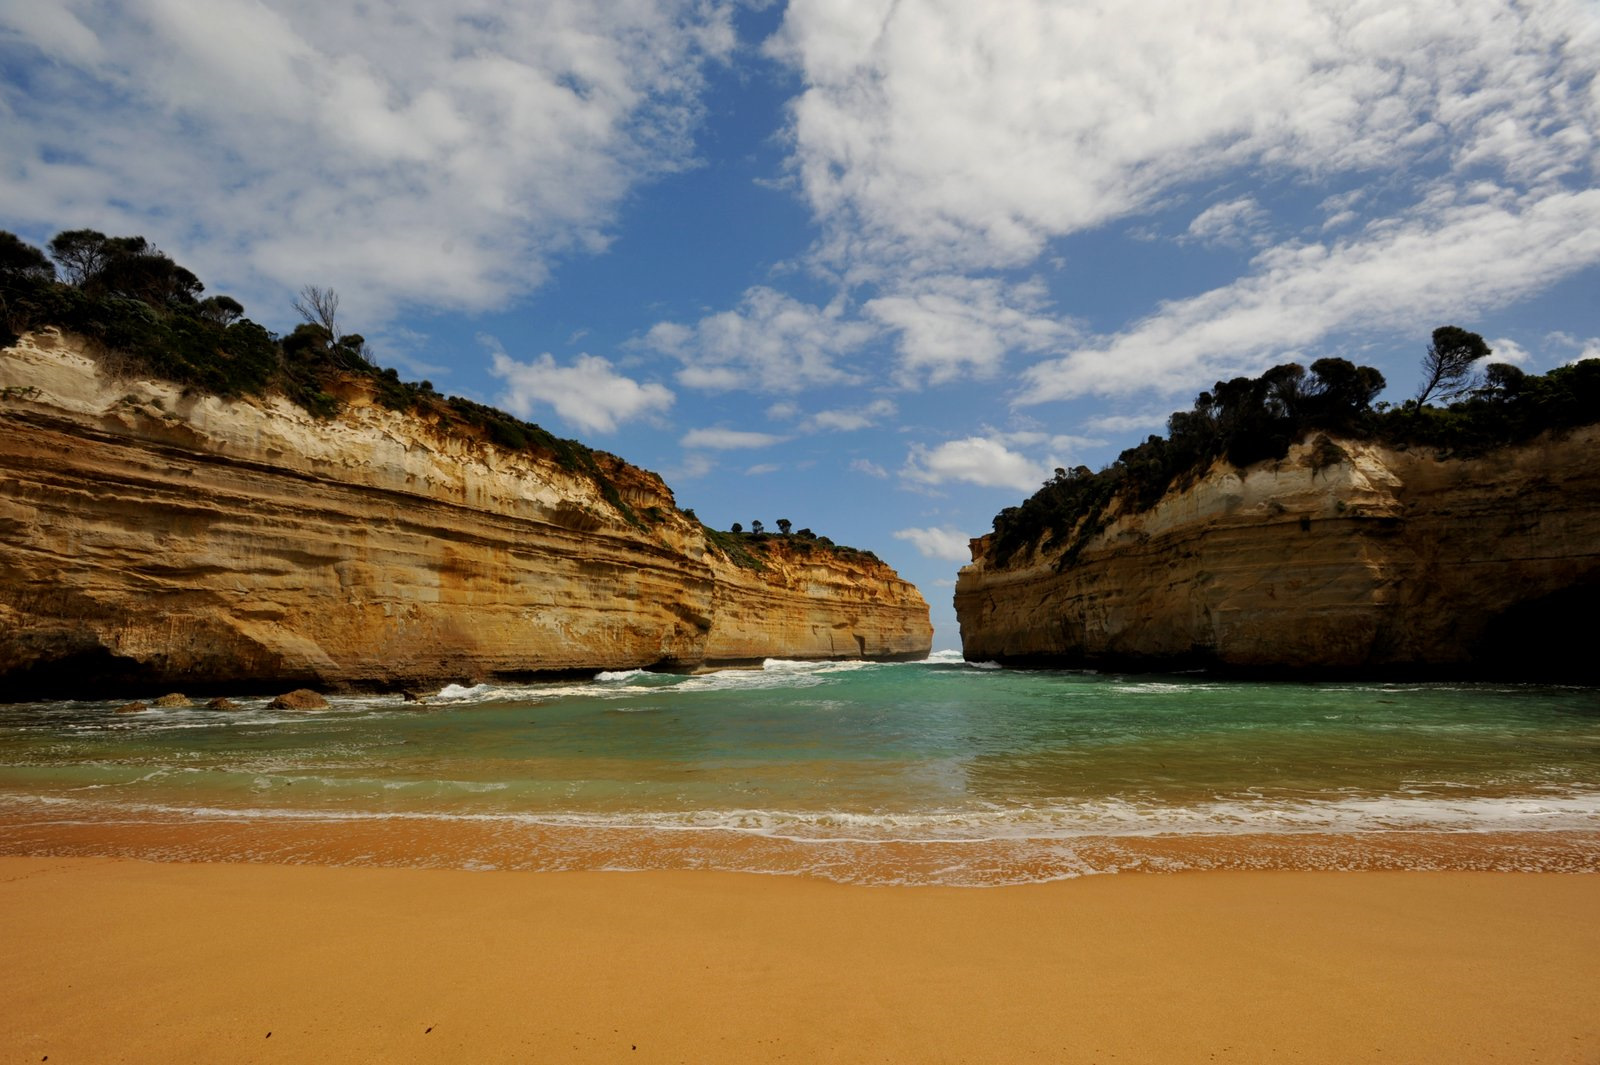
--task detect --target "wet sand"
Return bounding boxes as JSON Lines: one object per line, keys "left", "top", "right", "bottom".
{"left": 2, "top": 857, "right": 1596, "bottom": 1063}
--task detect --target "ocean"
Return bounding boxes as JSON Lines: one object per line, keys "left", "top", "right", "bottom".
{"left": 2, "top": 651, "right": 1597, "bottom": 885}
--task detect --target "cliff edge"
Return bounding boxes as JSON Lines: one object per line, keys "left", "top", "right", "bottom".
{"left": 955, "top": 429, "right": 1600, "bottom": 679}
{"left": 0, "top": 329, "right": 931, "bottom": 697}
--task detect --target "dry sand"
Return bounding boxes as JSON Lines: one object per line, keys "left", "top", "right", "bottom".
{"left": 2, "top": 856, "right": 1596, "bottom": 1063}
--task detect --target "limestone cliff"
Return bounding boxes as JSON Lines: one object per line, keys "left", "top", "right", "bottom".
{"left": 0, "top": 330, "right": 931, "bottom": 697}
{"left": 955, "top": 430, "right": 1600, "bottom": 679}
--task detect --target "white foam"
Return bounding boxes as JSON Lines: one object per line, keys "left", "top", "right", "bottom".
{"left": 8, "top": 789, "right": 1600, "bottom": 840}
{"left": 595, "top": 669, "right": 649, "bottom": 682}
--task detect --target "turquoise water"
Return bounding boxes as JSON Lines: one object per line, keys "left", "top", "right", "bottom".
{"left": 2, "top": 652, "right": 1598, "bottom": 883}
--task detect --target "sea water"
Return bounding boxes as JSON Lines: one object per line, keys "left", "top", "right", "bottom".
{"left": 2, "top": 651, "right": 1597, "bottom": 884}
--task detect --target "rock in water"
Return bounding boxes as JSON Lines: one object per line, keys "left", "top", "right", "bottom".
{"left": 268, "top": 689, "right": 328, "bottom": 710}
{"left": 151, "top": 693, "right": 191, "bottom": 708}
{"left": 205, "top": 697, "right": 241, "bottom": 711}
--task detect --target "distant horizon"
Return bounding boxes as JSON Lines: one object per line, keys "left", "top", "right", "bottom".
{"left": 3, "top": 0, "right": 1597, "bottom": 644}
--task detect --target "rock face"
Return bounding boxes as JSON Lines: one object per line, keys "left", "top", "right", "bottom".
{"left": 0, "top": 330, "right": 931, "bottom": 698}
{"left": 955, "top": 430, "right": 1600, "bottom": 679}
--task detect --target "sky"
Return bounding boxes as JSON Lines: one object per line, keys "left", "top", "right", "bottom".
{"left": 2, "top": 0, "right": 1598, "bottom": 648}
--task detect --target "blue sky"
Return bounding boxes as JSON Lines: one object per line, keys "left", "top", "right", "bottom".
{"left": 3, "top": 0, "right": 1598, "bottom": 648}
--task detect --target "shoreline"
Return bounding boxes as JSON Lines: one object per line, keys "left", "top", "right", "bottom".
{"left": 2, "top": 855, "right": 1596, "bottom": 1063}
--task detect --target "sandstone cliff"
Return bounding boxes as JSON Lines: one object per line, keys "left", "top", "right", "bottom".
{"left": 0, "top": 330, "right": 931, "bottom": 697}
{"left": 955, "top": 430, "right": 1600, "bottom": 679}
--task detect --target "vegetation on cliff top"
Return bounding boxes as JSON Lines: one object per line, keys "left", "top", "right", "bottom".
{"left": 693, "top": 516, "right": 883, "bottom": 572}
{"left": 988, "top": 332, "right": 1600, "bottom": 569}
{"left": 1, "top": 228, "right": 883, "bottom": 562}
{"left": 1, "top": 228, "right": 665, "bottom": 519}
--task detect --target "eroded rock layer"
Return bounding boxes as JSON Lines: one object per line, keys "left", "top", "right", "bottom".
{"left": 0, "top": 330, "right": 931, "bottom": 697}
{"left": 955, "top": 430, "right": 1600, "bottom": 679}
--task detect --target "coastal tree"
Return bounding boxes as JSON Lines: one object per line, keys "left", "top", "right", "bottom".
{"left": 198, "top": 295, "right": 244, "bottom": 325}
{"left": 0, "top": 232, "right": 54, "bottom": 282}
{"left": 293, "top": 284, "right": 344, "bottom": 344}
{"left": 730, "top": 522, "right": 743, "bottom": 533}
{"left": 750, "top": 519, "right": 765, "bottom": 535}
{"left": 777, "top": 518, "right": 792, "bottom": 535}
{"left": 48, "top": 229, "right": 117, "bottom": 287}
{"left": 1415, "top": 326, "right": 1489, "bottom": 407}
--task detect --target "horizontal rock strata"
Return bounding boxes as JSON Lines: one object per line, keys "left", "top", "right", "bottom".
{"left": 955, "top": 429, "right": 1600, "bottom": 679}
{"left": 0, "top": 330, "right": 931, "bottom": 697}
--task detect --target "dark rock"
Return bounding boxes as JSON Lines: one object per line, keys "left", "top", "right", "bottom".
{"left": 205, "top": 697, "right": 242, "bottom": 711}
{"left": 114, "top": 701, "right": 148, "bottom": 714}
{"left": 151, "top": 692, "right": 192, "bottom": 708}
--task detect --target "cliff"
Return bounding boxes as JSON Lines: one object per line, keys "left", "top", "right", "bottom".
{"left": 0, "top": 329, "right": 931, "bottom": 698}
{"left": 955, "top": 429, "right": 1600, "bottom": 679}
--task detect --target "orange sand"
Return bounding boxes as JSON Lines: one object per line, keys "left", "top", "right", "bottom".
{"left": 2, "top": 857, "right": 1596, "bottom": 1063}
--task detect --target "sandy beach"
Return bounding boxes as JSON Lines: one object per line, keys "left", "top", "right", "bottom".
{"left": 2, "top": 857, "right": 1596, "bottom": 1063}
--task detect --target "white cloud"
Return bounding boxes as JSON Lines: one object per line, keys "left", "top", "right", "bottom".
{"left": 669, "top": 452, "right": 716, "bottom": 480}
{"left": 901, "top": 436, "right": 1055, "bottom": 493}
{"left": 864, "top": 275, "right": 1075, "bottom": 386}
{"left": 0, "top": 0, "right": 735, "bottom": 325}
{"left": 488, "top": 346, "right": 673, "bottom": 434}
{"left": 643, "top": 286, "right": 878, "bottom": 392}
{"left": 1486, "top": 338, "right": 1532, "bottom": 367}
{"left": 1546, "top": 332, "right": 1600, "bottom": 365}
{"left": 744, "top": 463, "right": 780, "bottom": 475}
{"left": 803, "top": 398, "right": 896, "bottom": 432}
{"left": 850, "top": 458, "right": 889, "bottom": 478}
{"left": 893, "top": 526, "right": 974, "bottom": 562}
{"left": 1019, "top": 188, "right": 1600, "bottom": 403}
{"left": 679, "top": 427, "right": 788, "bottom": 450}
{"left": 1082, "top": 411, "right": 1168, "bottom": 436}
{"left": 1184, "top": 196, "right": 1271, "bottom": 248}
{"left": 772, "top": 0, "right": 1599, "bottom": 277}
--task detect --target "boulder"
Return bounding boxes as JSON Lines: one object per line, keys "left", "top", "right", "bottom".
{"left": 151, "top": 693, "right": 192, "bottom": 708}
{"left": 114, "top": 701, "right": 148, "bottom": 714}
{"left": 267, "top": 688, "right": 329, "bottom": 710}
{"left": 205, "top": 697, "right": 242, "bottom": 711}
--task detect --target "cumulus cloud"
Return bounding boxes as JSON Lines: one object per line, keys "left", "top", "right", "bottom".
{"left": 679, "top": 427, "right": 788, "bottom": 450}
{"left": 488, "top": 345, "right": 673, "bottom": 434}
{"left": 850, "top": 458, "right": 889, "bottom": 478}
{"left": 1486, "top": 338, "right": 1532, "bottom": 366}
{"left": 747, "top": 0, "right": 1600, "bottom": 404}
{"left": 864, "top": 275, "right": 1075, "bottom": 386}
{"left": 901, "top": 436, "right": 1055, "bottom": 493}
{"left": 893, "top": 526, "right": 974, "bottom": 562}
{"left": 0, "top": 0, "right": 735, "bottom": 324}
{"left": 1019, "top": 188, "right": 1600, "bottom": 402}
{"left": 771, "top": 0, "right": 1599, "bottom": 277}
{"left": 642, "top": 286, "right": 878, "bottom": 392}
